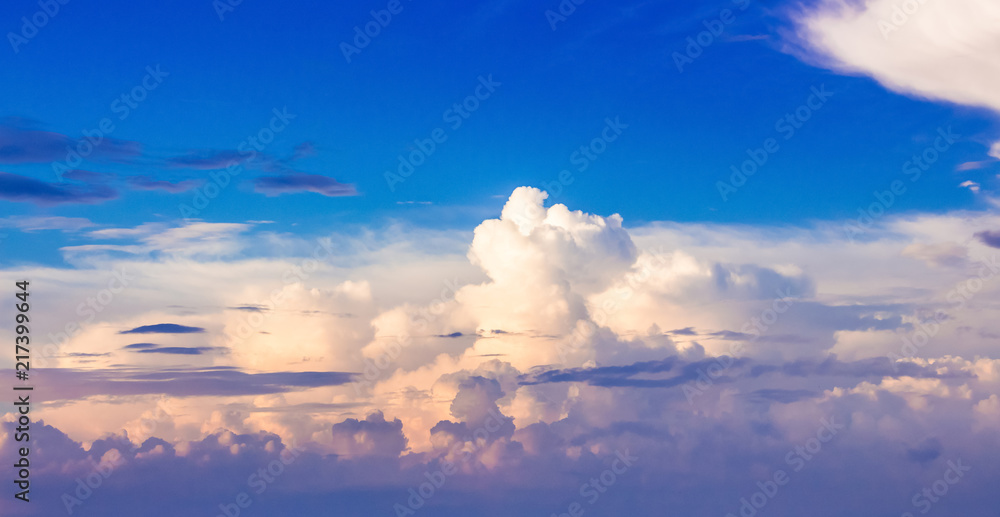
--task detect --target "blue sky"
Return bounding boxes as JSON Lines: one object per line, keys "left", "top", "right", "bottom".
{"left": 2, "top": 0, "right": 998, "bottom": 267}
{"left": 4, "top": 1, "right": 1000, "bottom": 516}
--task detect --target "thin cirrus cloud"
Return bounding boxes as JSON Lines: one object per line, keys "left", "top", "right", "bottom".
{"left": 0, "top": 170, "right": 195, "bottom": 206}
{"left": 127, "top": 175, "right": 204, "bottom": 193}
{"left": 0, "top": 118, "right": 142, "bottom": 164}
{"left": 0, "top": 171, "right": 118, "bottom": 205}
{"left": 0, "top": 116, "right": 356, "bottom": 205}
{"left": 133, "top": 346, "right": 225, "bottom": 355}
{"left": 165, "top": 148, "right": 294, "bottom": 174}
{"left": 63, "top": 169, "right": 113, "bottom": 183}
{"left": 0, "top": 367, "right": 356, "bottom": 399}
{"left": 0, "top": 215, "right": 95, "bottom": 232}
{"left": 119, "top": 323, "right": 207, "bottom": 334}
{"left": 123, "top": 343, "right": 160, "bottom": 349}
{"left": 253, "top": 172, "right": 358, "bottom": 197}
{"left": 121, "top": 343, "right": 227, "bottom": 355}
{"left": 164, "top": 149, "right": 247, "bottom": 170}
{"left": 291, "top": 141, "right": 317, "bottom": 160}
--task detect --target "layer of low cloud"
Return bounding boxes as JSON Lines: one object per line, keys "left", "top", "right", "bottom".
{"left": 3, "top": 187, "right": 1000, "bottom": 516}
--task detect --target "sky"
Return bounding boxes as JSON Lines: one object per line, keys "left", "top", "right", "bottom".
{"left": 1, "top": 0, "right": 1000, "bottom": 515}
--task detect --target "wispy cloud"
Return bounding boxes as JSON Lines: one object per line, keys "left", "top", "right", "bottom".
{"left": 127, "top": 175, "right": 204, "bottom": 193}
{"left": 134, "top": 346, "right": 225, "bottom": 355}
{"left": 0, "top": 215, "right": 95, "bottom": 232}
{"left": 0, "top": 171, "right": 118, "bottom": 205}
{"left": 253, "top": 173, "right": 358, "bottom": 197}
{"left": 3, "top": 367, "right": 356, "bottom": 399}
{"left": 0, "top": 119, "right": 141, "bottom": 165}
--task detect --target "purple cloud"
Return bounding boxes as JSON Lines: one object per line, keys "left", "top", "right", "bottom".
{"left": 0, "top": 120, "right": 141, "bottom": 164}
{"left": 63, "top": 169, "right": 113, "bottom": 183}
{"left": 0, "top": 124, "right": 70, "bottom": 163}
{"left": 329, "top": 411, "right": 409, "bottom": 457}
{"left": 253, "top": 173, "right": 358, "bottom": 197}
{"left": 520, "top": 356, "right": 962, "bottom": 388}
{"left": 0, "top": 172, "right": 117, "bottom": 205}
{"left": 127, "top": 175, "right": 204, "bottom": 193}
{"left": 123, "top": 343, "right": 159, "bottom": 349}
{"left": 3, "top": 350, "right": 998, "bottom": 517}
{"left": 291, "top": 141, "right": 317, "bottom": 160}
{"left": 134, "top": 346, "right": 224, "bottom": 355}
{"left": 4, "top": 367, "right": 356, "bottom": 399}
{"left": 975, "top": 230, "right": 1000, "bottom": 249}
{"left": 165, "top": 150, "right": 246, "bottom": 170}
{"left": 119, "top": 323, "right": 206, "bottom": 334}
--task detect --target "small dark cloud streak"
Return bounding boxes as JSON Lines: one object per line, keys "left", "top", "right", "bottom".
{"left": 520, "top": 355, "right": 970, "bottom": 389}
{"left": 119, "top": 323, "right": 206, "bottom": 334}
{"left": 5, "top": 367, "right": 356, "bottom": 399}
{"left": 253, "top": 173, "right": 357, "bottom": 197}
{"left": 0, "top": 172, "right": 117, "bottom": 205}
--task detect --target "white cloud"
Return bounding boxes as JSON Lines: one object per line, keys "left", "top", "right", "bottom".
{"left": 0, "top": 215, "right": 95, "bottom": 232}
{"left": 7, "top": 188, "right": 1000, "bottom": 465}
{"left": 961, "top": 180, "right": 982, "bottom": 193}
{"left": 794, "top": 0, "right": 1000, "bottom": 163}
{"left": 794, "top": 0, "right": 1000, "bottom": 112}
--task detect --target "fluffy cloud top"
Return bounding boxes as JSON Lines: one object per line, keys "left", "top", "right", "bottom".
{"left": 3, "top": 187, "right": 1000, "bottom": 516}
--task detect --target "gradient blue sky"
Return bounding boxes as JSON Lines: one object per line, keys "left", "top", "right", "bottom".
{"left": 4, "top": 1, "right": 1000, "bottom": 516}
{"left": 2, "top": 0, "right": 998, "bottom": 267}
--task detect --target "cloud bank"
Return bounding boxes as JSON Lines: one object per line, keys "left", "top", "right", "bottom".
{"left": 3, "top": 187, "right": 1000, "bottom": 516}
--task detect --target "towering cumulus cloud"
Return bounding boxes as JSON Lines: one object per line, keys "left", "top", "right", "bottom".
{"left": 3, "top": 187, "right": 1000, "bottom": 516}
